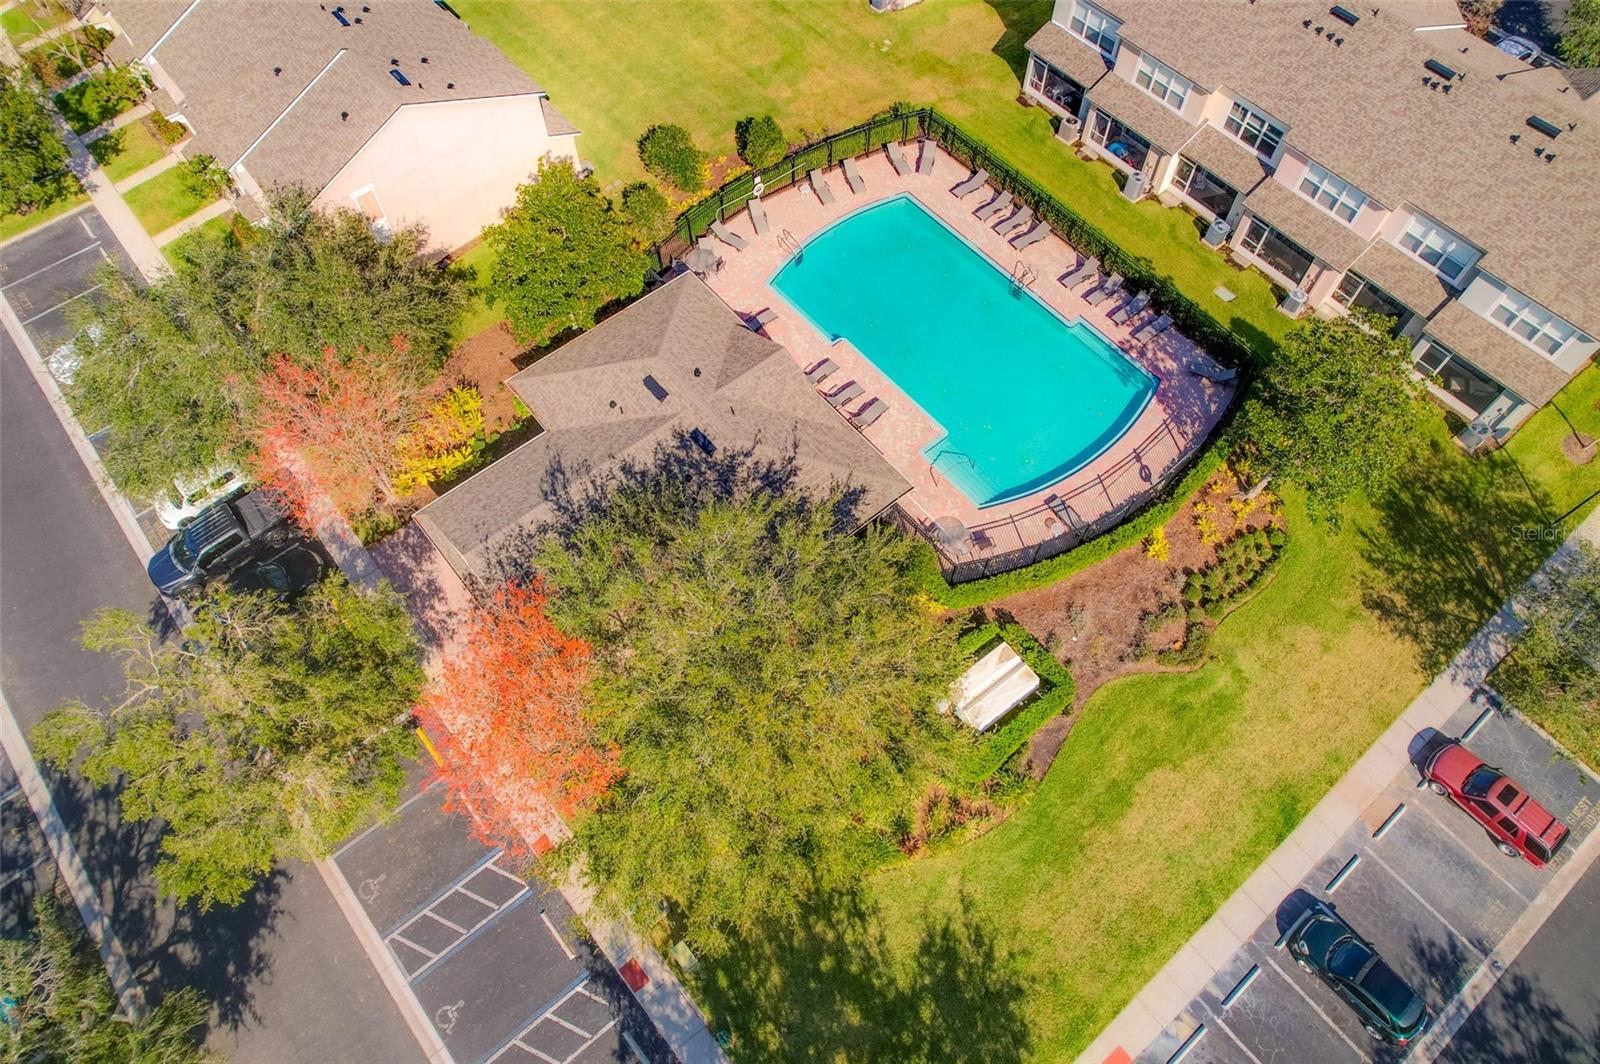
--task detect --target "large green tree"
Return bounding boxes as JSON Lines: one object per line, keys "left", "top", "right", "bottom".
{"left": 0, "top": 69, "right": 71, "bottom": 217}
{"left": 534, "top": 481, "right": 961, "bottom": 952}
{"left": 66, "top": 189, "right": 468, "bottom": 498}
{"left": 1559, "top": 0, "right": 1600, "bottom": 66}
{"left": 1, "top": 895, "right": 211, "bottom": 1063}
{"left": 1236, "top": 309, "right": 1426, "bottom": 521}
{"left": 484, "top": 159, "right": 648, "bottom": 345}
{"left": 33, "top": 577, "right": 425, "bottom": 909}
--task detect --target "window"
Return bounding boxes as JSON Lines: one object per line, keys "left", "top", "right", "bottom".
{"left": 1223, "top": 100, "right": 1285, "bottom": 159}
{"left": 1029, "top": 57, "right": 1085, "bottom": 114}
{"left": 1490, "top": 289, "right": 1576, "bottom": 356}
{"left": 1397, "top": 216, "right": 1473, "bottom": 282}
{"left": 1173, "top": 157, "right": 1237, "bottom": 217}
{"left": 1067, "top": 0, "right": 1121, "bottom": 60}
{"left": 1135, "top": 55, "right": 1190, "bottom": 111}
{"left": 1240, "top": 218, "right": 1314, "bottom": 285}
{"left": 1526, "top": 836, "right": 1551, "bottom": 862}
{"left": 1496, "top": 783, "right": 1522, "bottom": 806}
{"left": 197, "top": 531, "right": 244, "bottom": 568}
{"left": 1298, "top": 161, "right": 1366, "bottom": 223}
{"left": 1332, "top": 272, "right": 1408, "bottom": 328}
{"left": 1413, "top": 339, "right": 1505, "bottom": 416}
{"left": 351, "top": 187, "right": 391, "bottom": 239}
{"left": 1497, "top": 816, "right": 1520, "bottom": 838}
{"left": 1089, "top": 111, "right": 1150, "bottom": 172}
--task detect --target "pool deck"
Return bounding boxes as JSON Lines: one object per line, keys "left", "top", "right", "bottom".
{"left": 698, "top": 143, "right": 1235, "bottom": 560}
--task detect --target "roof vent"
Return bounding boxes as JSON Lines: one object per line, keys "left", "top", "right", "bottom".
{"left": 331, "top": 5, "right": 350, "bottom": 26}
{"left": 689, "top": 428, "right": 716, "bottom": 455}
{"left": 446, "top": 82, "right": 455, "bottom": 89}
{"left": 1424, "top": 58, "right": 1456, "bottom": 80}
{"left": 1330, "top": 5, "right": 1360, "bottom": 25}
{"left": 420, "top": 56, "right": 429, "bottom": 64}
{"left": 1527, "top": 115, "right": 1561, "bottom": 138}
{"left": 273, "top": 65, "right": 282, "bottom": 76}
{"left": 389, "top": 68, "right": 411, "bottom": 86}
{"left": 340, "top": 110, "right": 348, "bottom": 121}
{"left": 643, "top": 375, "right": 668, "bottom": 402}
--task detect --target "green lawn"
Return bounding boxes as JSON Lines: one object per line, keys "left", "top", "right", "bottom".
{"left": 1500, "top": 364, "right": 1600, "bottom": 521}
{"left": 449, "top": 240, "right": 505, "bottom": 343}
{"left": 87, "top": 119, "right": 168, "bottom": 184}
{"left": 122, "top": 165, "right": 220, "bottom": 237}
{"left": 0, "top": 173, "right": 86, "bottom": 242}
{"left": 1, "top": 3, "right": 70, "bottom": 46}
{"left": 53, "top": 70, "right": 142, "bottom": 135}
{"left": 452, "top": 0, "right": 1291, "bottom": 352}
{"left": 160, "top": 211, "right": 236, "bottom": 271}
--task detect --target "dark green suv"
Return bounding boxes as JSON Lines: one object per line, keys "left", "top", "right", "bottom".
{"left": 1286, "top": 901, "right": 1429, "bottom": 1045}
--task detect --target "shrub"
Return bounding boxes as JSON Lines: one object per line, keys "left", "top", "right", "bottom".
{"left": 1158, "top": 622, "right": 1212, "bottom": 667}
{"left": 53, "top": 66, "right": 145, "bottom": 134}
{"left": 178, "top": 154, "right": 231, "bottom": 199}
{"left": 619, "top": 181, "right": 674, "bottom": 245}
{"left": 638, "top": 123, "right": 705, "bottom": 192}
{"left": 150, "top": 111, "right": 189, "bottom": 145}
{"left": 1144, "top": 525, "right": 1169, "bottom": 562}
{"left": 734, "top": 114, "right": 786, "bottom": 168}
{"left": 393, "top": 385, "right": 486, "bottom": 494}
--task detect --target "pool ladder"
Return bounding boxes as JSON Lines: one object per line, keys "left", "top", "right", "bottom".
{"left": 778, "top": 229, "right": 802, "bottom": 260}
{"left": 1010, "top": 260, "right": 1037, "bottom": 294}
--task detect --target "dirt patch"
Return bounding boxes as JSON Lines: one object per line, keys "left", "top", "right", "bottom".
{"left": 1561, "top": 432, "right": 1596, "bottom": 466}
{"left": 705, "top": 154, "right": 749, "bottom": 188}
{"left": 440, "top": 322, "right": 524, "bottom": 433}
{"left": 994, "top": 469, "right": 1282, "bottom": 711}
{"left": 1021, "top": 715, "right": 1074, "bottom": 780}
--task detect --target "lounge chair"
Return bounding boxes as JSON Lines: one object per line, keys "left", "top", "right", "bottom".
{"left": 842, "top": 157, "right": 866, "bottom": 195}
{"left": 1011, "top": 223, "right": 1049, "bottom": 251}
{"left": 748, "top": 197, "right": 770, "bottom": 236}
{"left": 1134, "top": 313, "right": 1174, "bottom": 342}
{"left": 974, "top": 190, "right": 1013, "bottom": 221}
{"left": 746, "top": 307, "right": 777, "bottom": 331}
{"left": 951, "top": 168, "right": 988, "bottom": 198}
{"left": 1045, "top": 494, "right": 1077, "bottom": 528}
{"left": 804, "top": 357, "right": 839, "bottom": 384}
{"left": 917, "top": 140, "right": 935, "bottom": 175}
{"left": 994, "top": 205, "right": 1034, "bottom": 237}
{"left": 710, "top": 219, "right": 748, "bottom": 251}
{"left": 849, "top": 397, "right": 887, "bottom": 429}
{"left": 1084, "top": 272, "right": 1124, "bottom": 306}
{"left": 1058, "top": 256, "right": 1099, "bottom": 289}
{"left": 1109, "top": 291, "right": 1150, "bottom": 325}
{"left": 1190, "top": 362, "right": 1237, "bottom": 383}
{"left": 823, "top": 381, "right": 863, "bottom": 408}
{"left": 809, "top": 169, "right": 835, "bottom": 205}
{"left": 885, "top": 141, "right": 912, "bottom": 177}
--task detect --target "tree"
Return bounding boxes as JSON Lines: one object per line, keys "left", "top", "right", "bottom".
{"left": 1, "top": 895, "right": 212, "bottom": 1063}
{"left": 637, "top": 123, "right": 705, "bottom": 191}
{"left": 419, "top": 581, "right": 620, "bottom": 853}
{"left": 735, "top": 114, "right": 786, "bottom": 169}
{"left": 1559, "top": 0, "right": 1600, "bottom": 65}
{"left": 618, "top": 181, "right": 674, "bottom": 247}
{"left": 1494, "top": 542, "right": 1600, "bottom": 765}
{"left": 0, "top": 70, "right": 71, "bottom": 217}
{"left": 533, "top": 484, "right": 961, "bottom": 951}
{"left": 1235, "top": 309, "right": 1425, "bottom": 522}
{"left": 32, "top": 577, "right": 424, "bottom": 909}
{"left": 484, "top": 159, "right": 647, "bottom": 345}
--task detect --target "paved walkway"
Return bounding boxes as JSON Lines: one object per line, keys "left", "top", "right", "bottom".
{"left": 54, "top": 106, "right": 168, "bottom": 283}
{"left": 1082, "top": 506, "right": 1600, "bottom": 1064}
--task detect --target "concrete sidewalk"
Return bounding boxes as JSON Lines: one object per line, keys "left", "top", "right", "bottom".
{"left": 1081, "top": 507, "right": 1600, "bottom": 1064}
{"left": 53, "top": 105, "right": 168, "bottom": 284}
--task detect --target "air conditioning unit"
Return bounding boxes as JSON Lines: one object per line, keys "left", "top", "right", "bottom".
{"left": 1121, "top": 170, "right": 1148, "bottom": 202}
{"left": 1278, "top": 287, "right": 1309, "bottom": 316}
{"left": 1202, "top": 218, "right": 1231, "bottom": 248}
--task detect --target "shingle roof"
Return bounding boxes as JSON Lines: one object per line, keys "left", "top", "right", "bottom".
{"left": 1422, "top": 299, "right": 1574, "bottom": 406}
{"left": 99, "top": 0, "right": 556, "bottom": 193}
{"left": 1084, "top": 70, "right": 1195, "bottom": 152}
{"left": 415, "top": 275, "right": 913, "bottom": 582}
{"left": 540, "top": 98, "right": 578, "bottom": 137}
{"left": 1097, "top": 0, "right": 1599, "bottom": 333}
{"left": 1243, "top": 176, "right": 1371, "bottom": 271}
{"left": 1024, "top": 22, "right": 1116, "bottom": 90}
{"left": 1178, "top": 124, "right": 1269, "bottom": 196}
{"left": 1347, "top": 240, "right": 1452, "bottom": 319}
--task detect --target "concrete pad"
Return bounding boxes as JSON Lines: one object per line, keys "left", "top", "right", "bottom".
{"left": 1239, "top": 862, "right": 1296, "bottom": 913}
{"left": 1189, "top": 913, "right": 1246, "bottom": 970}
{"left": 1213, "top": 890, "right": 1268, "bottom": 941}
{"left": 1142, "top": 963, "right": 1202, "bottom": 1025}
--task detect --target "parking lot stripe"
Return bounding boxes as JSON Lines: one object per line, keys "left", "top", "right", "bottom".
{"left": 1203, "top": 1012, "right": 1263, "bottom": 1064}
{"left": 1263, "top": 955, "right": 1366, "bottom": 1058}
{"left": 1406, "top": 796, "right": 1535, "bottom": 905}
{"left": 1325, "top": 853, "right": 1361, "bottom": 892}
{"left": 0, "top": 241, "right": 104, "bottom": 290}
{"left": 20, "top": 284, "right": 103, "bottom": 325}
{"left": 333, "top": 778, "right": 445, "bottom": 858}
{"left": 1364, "top": 847, "right": 1486, "bottom": 957}
{"left": 79, "top": 216, "right": 94, "bottom": 239}
{"left": 401, "top": 885, "right": 534, "bottom": 985}
{"left": 540, "top": 911, "right": 577, "bottom": 961}
{"left": 391, "top": 933, "right": 441, "bottom": 961}
{"left": 481, "top": 973, "right": 595, "bottom": 1063}
{"left": 380, "top": 850, "right": 500, "bottom": 937}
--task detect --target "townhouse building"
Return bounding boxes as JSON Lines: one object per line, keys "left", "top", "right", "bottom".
{"left": 1025, "top": 0, "right": 1598, "bottom": 447}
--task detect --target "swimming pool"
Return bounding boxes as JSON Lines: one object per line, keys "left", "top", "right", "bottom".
{"left": 771, "top": 195, "right": 1155, "bottom": 507}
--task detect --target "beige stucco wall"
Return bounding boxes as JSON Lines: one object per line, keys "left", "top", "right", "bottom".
{"left": 316, "top": 94, "right": 579, "bottom": 254}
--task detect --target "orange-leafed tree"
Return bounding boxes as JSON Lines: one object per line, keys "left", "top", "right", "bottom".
{"left": 419, "top": 580, "right": 620, "bottom": 856}
{"left": 250, "top": 339, "right": 434, "bottom": 521}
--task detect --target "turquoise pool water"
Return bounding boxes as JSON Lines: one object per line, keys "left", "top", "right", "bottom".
{"left": 771, "top": 195, "right": 1155, "bottom": 507}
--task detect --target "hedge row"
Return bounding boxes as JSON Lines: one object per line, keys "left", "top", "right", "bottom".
{"left": 912, "top": 448, "right": 1227, "bottom": 608}
{"left": 952, "top": 621, "right": 1075, "bottom": 785}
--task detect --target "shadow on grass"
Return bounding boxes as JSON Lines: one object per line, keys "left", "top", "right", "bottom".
{"left": 979, "top": 0, "right": 1055, "bottom": 82}
{"left": 695, "top": 888, "right": 1032, "bottom": 1063}
{"left": 1358, "top": 440, "right": 1551, "bottom": 675}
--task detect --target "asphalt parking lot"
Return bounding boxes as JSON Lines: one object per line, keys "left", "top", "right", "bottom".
{"left": 0, "top": 746, "right": 55, "bottom": 937}
{"left": 1138, "top": 688, "right": 1599, "bottom": 1064}
{"left": 335, "top": 775, "right": 672, "bottom": 1064}
{"left": 1, "top": 207, "right": 132, "bottom": 354}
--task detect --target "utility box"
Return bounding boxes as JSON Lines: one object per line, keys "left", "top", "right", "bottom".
{"left": 1203, "top": 218, "right": 1231, "bottom": 247}
{"left": 1121, "top": 170, "right": 1148, "bottom": 201}
{"left": 1278, "top": 287, "right": 1309, "bottom": 316}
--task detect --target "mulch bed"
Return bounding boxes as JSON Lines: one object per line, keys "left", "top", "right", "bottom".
{"left": 439, "top": 322, "right": 524, "bottom": 433}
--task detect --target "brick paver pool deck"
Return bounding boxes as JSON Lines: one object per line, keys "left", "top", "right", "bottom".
{"left": 697, "top": 143, "right": 1235, "bottom": 560}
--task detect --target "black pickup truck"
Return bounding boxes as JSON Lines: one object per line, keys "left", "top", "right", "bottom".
{"left": 146, "top": 490, "right": 290, "bottom": 598}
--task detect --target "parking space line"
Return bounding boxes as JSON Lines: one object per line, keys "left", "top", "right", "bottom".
{"left": 387, "top": 862, "right": 533, "bottom": 984}
{"left": 1364, "top": 847, "right": 1487, "bottom": 957}
{"left": 79, "top": 216, "right": 94, "bottom": 239}
{"left": 1262, "top": 954, "right": 1367, "bottom": 1058}
{"left": 333, "top": 778, "right": 445, "bottom": 858}
{"left": 414, "top": 910, "right": 469, "bottom": 935}
{"left": 0, "top": 242, "right": 104, "bottom": 290}
{"left": 540, "top": 911, "right": 577, "bottom": 961}
{"left": 1408, "top": 794, "right": 1536, "bottom": 904}
{"left": 1197, "top": 1004, "right": 1264, "bottom": 1064}
{"left": 20, "top": 284, "right": 103, "bottom": 325}
{"left": 391, "top": 933, "right": 440, "bottom": 960}
{"left": 382, "top": 849, "right": 501, "bottom": 936}
{"left": 0, "top": 850, "right": 53, "bottom": 891}
{"left": 485, "top": 978, "right": 619, "bottom": 1064}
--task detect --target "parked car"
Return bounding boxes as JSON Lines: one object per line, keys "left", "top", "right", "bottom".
{"left": 45, "top": 323, "right": 103, "bottom": 385}
{"left": 1286, "top": 901, "right": 1429, "bottom": 1045}
{"left": 154, "top": 465, "right": 249, "bottom": 530}
{"left": 1423, "top": 740, "right": 1569, "bottom": 867}
{"left": 146, "top": 490, "right": 290, "bottom": 599}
